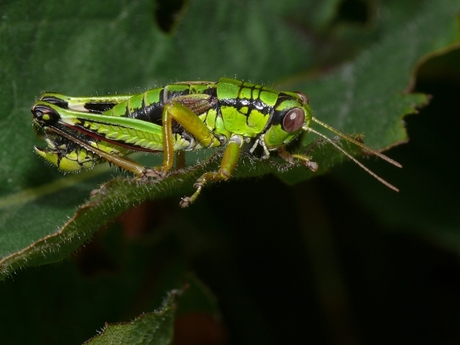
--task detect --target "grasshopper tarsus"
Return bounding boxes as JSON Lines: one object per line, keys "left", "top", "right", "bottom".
{"left": 179, "top": 197, "right": 193, "bottom": 208}
{"left": 144, "top": 168, "right": 164, "bottom": 179}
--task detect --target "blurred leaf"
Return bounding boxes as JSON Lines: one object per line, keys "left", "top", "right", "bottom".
{"left": 0, "top": 223, "right": 222, "bottom": 344}
{"left": 84, "top": 291, "right": 177, "bottom": 345}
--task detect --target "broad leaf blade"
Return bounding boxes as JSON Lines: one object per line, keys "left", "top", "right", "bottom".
{"left": 84, "top": 292, "right": 177, "bottom": 345}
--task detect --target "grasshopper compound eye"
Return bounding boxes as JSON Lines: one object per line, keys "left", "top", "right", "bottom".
{"left": 283, "top": 108, "right": 305, "bottom": 133}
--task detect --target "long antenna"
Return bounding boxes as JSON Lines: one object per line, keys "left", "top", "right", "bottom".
{"left": 303, "top": 117, "right": 402, "bottom": 192}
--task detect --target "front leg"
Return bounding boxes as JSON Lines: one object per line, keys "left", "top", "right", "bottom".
{"left": 277, "top": 146, "right": 318, "bottom": 172}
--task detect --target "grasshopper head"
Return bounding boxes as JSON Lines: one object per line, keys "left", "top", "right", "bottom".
{"left": 263, "top": 91, "right": 312, "bottom": 150}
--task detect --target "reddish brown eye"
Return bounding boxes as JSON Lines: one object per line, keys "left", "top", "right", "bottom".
{"left": 283, "top": 108, "right": 305, "bottom": 133}
{"left": 295, "top": 92, "right": 309, "bottom": 104}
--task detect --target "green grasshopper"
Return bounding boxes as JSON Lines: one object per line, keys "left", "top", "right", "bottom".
{"left": 32, "top": 78, "right": 401, "bottom": 207}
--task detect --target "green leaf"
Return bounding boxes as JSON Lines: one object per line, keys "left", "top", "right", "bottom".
{"left": 83, "top": 291, "right": 177, "bottom": 345}
{"left": 81, "top": 271, "right": 221, "bottom": 345}
{"left": 0, "top": 0, "right": 459, "bottom": 282}
{"left": 0, "top": 227, "right": 222, "bottom": 344}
